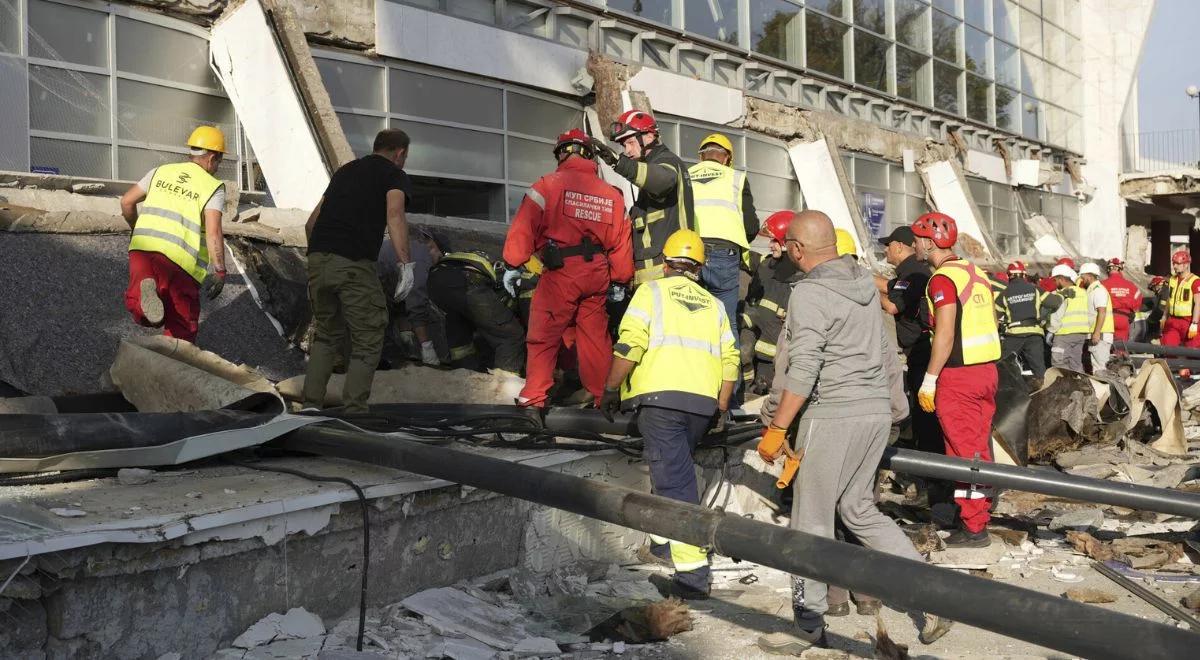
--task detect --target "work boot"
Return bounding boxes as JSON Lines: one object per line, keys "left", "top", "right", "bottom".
{"left": 824, "top": 602, "right": 850, "bottom": 617}
{"left": 919, "top": 613, "right": 954, "bottom": 644}
{"left": 855, "top": 598, "right": 882, "bottom": 616}
{"left": 943, "top": 528, "right": 991, "bottom": 548}
{"left": 757, "top": 626, "right": 828, "bottom": 655}
{"left": 648, "top": 573, "right": 709, "bottom": 600}
{"left": 139, "top": 278, "right": 164, "bottom": 327}
{"left": 635, "top": 544, "right": 673, "bottom": 568}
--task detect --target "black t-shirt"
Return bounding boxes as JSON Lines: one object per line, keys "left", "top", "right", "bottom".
{"left": 887, "top": 254, "right": 932, "bottom": 350}
{"left": 308, "top": 154, "right": 411, "bottom": 261}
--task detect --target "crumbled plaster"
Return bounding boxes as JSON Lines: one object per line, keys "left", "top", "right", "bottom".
{"left": 118, "top": 0, "right": 375, "bottom": 49}
{"left": 1125, "top": 224, "right": 1150, "bottom": 272}
{"left": 1120, "top": 171, "right": 1200, "bottom": 201}
{"left": 586, "top": 52, "right": 639, "bottom": 130}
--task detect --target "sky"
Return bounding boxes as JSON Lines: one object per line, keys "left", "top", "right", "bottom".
{"left": 1136, "top": 0, "right": 1200, "bottom": 134}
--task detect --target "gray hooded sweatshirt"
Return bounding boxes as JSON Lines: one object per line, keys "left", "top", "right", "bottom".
{"left": 763, "top": 255, "right": 892, "bottom": 420}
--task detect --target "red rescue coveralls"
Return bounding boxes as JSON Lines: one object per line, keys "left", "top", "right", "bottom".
{"left": 1162, "top": 274, "right": 1200, "bottom": 348}
{"left": 503, "top": 157, "right": 634, "bottom": 407}
{"left": 1102, "top": 272, "right": 1142, "bottom": 342}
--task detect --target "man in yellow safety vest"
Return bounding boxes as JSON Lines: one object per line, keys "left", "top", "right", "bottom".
{"left": 1047, "top": 264, "right": 1090, "bottom": 372}
{"left": 1162, "top": 249, "right": 1200, "bottom": 347}
{"left": 120, "top": 125, "right": 228, "bottom": 343}
{"left": 1078, "top": 262, "right": 1114, "bottom": 375}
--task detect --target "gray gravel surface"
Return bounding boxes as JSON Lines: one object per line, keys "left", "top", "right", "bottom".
{"left": 0, "top": 232, "right": 304, "bottom": 395}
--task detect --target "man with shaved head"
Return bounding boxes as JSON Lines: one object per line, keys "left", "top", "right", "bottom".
{"left": 756, "top": 211, "right": 950, "bottom": 653}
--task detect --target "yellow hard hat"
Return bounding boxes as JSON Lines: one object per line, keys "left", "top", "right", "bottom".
{"left": 524, "top": 254, "right": 544, "bottom": 276}
{"left": 699, "top": 133, "right": 734, "bottom": 157}
{"left": 663, "top": 229, "right": 706, "bottom": 266}
{"left": 187, "top": 125, "right": 227, "bottom": 154}
{"left": 835, "top": 229, "right": 857, "bottom": 257}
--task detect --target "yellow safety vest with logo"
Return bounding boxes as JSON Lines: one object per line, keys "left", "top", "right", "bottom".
{"left": 1055, "top": 285, "right": 1091, "bottom": 335}
{"left": 924, "top": 260, "right": 1001, "bottom": 366}
{"left": 1086, "top": 281, "right": 1115, "bottom": 334}
{"left": 1168, "top": 273, "right": 1199, "bottom": 318}
{"left": 128, "top": 162, "right": 222, "bottom": 283}
{"left": 614, "top": 276, "right": 739, "bottom": 415}
{"left": 687, "top": 161, "right": 748, "bottom": 250}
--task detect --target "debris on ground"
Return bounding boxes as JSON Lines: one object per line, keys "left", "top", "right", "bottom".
{"left": 1065, "top": 531, "right": 1187, "bottom": 569}
{"left": 1063, "top": 587, "right": 1117, "bottom": 603}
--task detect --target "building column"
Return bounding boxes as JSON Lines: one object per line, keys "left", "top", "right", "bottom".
{"left": 1191, "top": 226, "right": 1200, "bottom": 270}
{"left": 1150, "top": 219, "right": 1172, "bottom": 275}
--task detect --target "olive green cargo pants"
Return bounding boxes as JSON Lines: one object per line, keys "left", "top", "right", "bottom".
{"left": 302, "top": 251, "right": 388, "bottom": 413}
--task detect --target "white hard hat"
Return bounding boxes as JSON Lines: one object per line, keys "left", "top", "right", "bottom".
{"left": 1079, "top": 262, "right": 1103, "bottom": 277}
{"left": 1051, "top": 264, "right": 1078, "bottom": 281}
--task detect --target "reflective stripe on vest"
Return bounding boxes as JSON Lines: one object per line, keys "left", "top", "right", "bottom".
{"left": 687, "top": 161, "right": 748, "bottom": 250}
{"left": 925, "top": 260, "right": 1001, "bottom": 366}
{"left": 1001, "top": 281, "right": 1043, "bottom": 336}
{"left": 754, "top": 338, "right": 777, "bottom": 358}
{"left": 1169, "top": 273, "right": 1199, "bottom": 318}
{"left": 632, "top": 149, "right": 693, "bottom": 285}
{"left": 1087, "top": 281, "right": 1115, "bottom": 334}
{"left": 1056, "top": 286, "right": 1091, "bottom": 335}
{"left": 128, "top": 162, "right": 221, "bottom": 283}
{"left": 439, "top": 252, "right": 497, "bottom": 282}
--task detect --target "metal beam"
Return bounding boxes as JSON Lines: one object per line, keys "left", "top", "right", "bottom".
{"left": 278, "top": 425, "right": 1200, "bottom": 660}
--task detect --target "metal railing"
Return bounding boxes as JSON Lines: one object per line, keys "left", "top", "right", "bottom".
{"left": 1122, "top": 129, "right": 1200, "bottom": 173}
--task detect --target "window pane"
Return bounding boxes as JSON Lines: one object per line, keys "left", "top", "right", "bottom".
{"left": 931, "top": 9, "right": 960, "bottom": 63}
{"left": 853, "top": 0, "right": 886, "bottom": 34}
{"left": 116, "top": 79, "right": 235, "bottom": 148}
{"left": 933, "top": 0, "right": 959, "bottom": 16}
{"left": 896, "top": 0, "right": 930, "bottom": 52}
{"left": 28, "top": 0, "right": 108, "bottom": 67}
{"left": 966, "top": 73, "right": 989, "bottom": 122}
{"left": 116, "top": 19, "right": 219, "bottom": 89}
{"left": 1021, "top": 55, "right": 1042, "bottom": 98}
{"left": 447, "top": 0, "right": 495, "bottom": 23}
{"left": 1043, "top": 23, "right": 1066, "bottom": 65}
{"left": 30, "top": 137, "right": 110, "bottom": 178}
{"left": 608, "top": 0, "right": 672, "bottom": 25}
{"left": 996, "top": 86, "right": 1020, "bottom": 131}
{"left": 337, "top": 112, "right": 385, "bottom": 158}
{"left": 29, "top": 65, "right": 110, "bottom": 137}
{"left": 1, "top": 0, "right": 21, "bottom": 54}
{"left": 1022, "top": 102, "right": 1040, "bottom": 140}
{"left": 853, "top": 29, "right": 889, "bottom": 93}
{"left": 389, "top": 69, "right": 502, "bottom": 128}
{"left": 965, "top": 26, "right": 990, "bottom": 76}
{"left": 409, "top": 175, "right": 504, "bottom": 222}
{"left": 747, "top": 174, "right": 801, "bottom": 214}
{"left": 686, "top": 0, "right": 739, "bottom": 45}
{"left": 965, "top": 0, "right": 989, "bottom": 29}
{"left": 808, "top": 0, "right": 846, "bottom": 20}
{"left": 994, "top": 0, "right": 1018, "bottom": 43}
{"left": 746, "top": 137, "right": 791, "bottom": 175}
{"left": 806, "top": 12, "right": 848, "bottom": 79}
{"left": 896, "top": 47, "right": 930, "bottom": 103}
{"left": 855, "top": 158, "right": 888, "bottom": 188}
{"left": 750, "top": 0, "right": 803, "bottom": 64}
{"left": 995, "top": 40, "right": 1019, "bottom": 88}
{"left": 1019, "top": 7, "right": 1041, "bottom": 56}
{"left": 392, "top": 119, "right": 504, "bottom": 180}
{"left": 316, "top": 58, "right": 384, "bottom": 111}
{"left": 506, "top": 93, "right": 582, "bottom": 140}
{"left": 968, "top": 177, "right": 990, "bottom": 204}
{"left": 504, "top": 0, "right": 548, "bottom": 36}
{"left": 118, "top": 146, "right": 182, "bottom": 182}
{"left": 506, "top": 136, "right": 555, "bottom": 184}
{"left": 934, "top": 62, "right": 960, "bottom": 113}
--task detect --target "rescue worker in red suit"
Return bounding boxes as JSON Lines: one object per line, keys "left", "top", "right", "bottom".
{"left": 503, "top": 130, "right": 634, "bottom": 408}
{"left": 1161, "top": 249, "right": 1200, "bottom": 348}
{"left": 912, "top": 212, "right": 1002, "bottom": 548}
{"left": 1102, "top": 258, "right": 1142, "bottom": 344}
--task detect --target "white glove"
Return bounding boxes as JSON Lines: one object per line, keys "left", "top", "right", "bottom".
{"left": 502, "top": 269, "right": 521, "bottom": 298}
{"left": 393, "top": 262, "right": 416, "bottom": 302}
{"left": 917, "top": 373, "right": 938, "bottom": 413}
{"left": 608, "top": 284, "right": 627, "bottom": 303}
{"left": 1045, "top": 332, "right": 1054, "bottom": 346}
{"left": 420, "top": 340, "right": 439, "bottom": 365}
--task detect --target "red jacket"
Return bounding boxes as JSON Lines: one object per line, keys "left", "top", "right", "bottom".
{"left": 1103, "top": 272, "right": 1143, "bottom": 319}
{"left": 504, "top": 157, "right": 633, "bottom": 284}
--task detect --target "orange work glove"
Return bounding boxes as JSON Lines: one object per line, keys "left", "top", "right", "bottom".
{"left": 757, "top": 425, "right": 787, "bottom": 464}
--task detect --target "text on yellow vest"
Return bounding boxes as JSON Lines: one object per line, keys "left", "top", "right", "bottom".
{"left": 687, "top": 161, "right": 748, "bottom": 250}
{"left": 128, "top": 162, "right": 222, "bottom": 283}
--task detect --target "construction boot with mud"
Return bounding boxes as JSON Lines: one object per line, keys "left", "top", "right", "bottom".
{"left": 943, "top": 528, "right": 991, "bottom": 548}
{"left": 757, "top": 626, "right": 828, "bottom": 655}
{"left": 919, "top": 613, "right": 954, "bottom": 644}
{"left": 139, "top": 278, "right": 164, "bottom": 327}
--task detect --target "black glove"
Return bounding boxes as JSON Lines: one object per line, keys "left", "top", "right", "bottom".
{"left": 710, "top": 409, "right": 729, "bottom": 434}
{"left": 599, "top": 387, "right": 622, "bottom": 423}
{"left": 205, "top": 271, "right": 226, "bottom": 301}
{"left": 590, "top": 137, "right": 619, "bottom": 167}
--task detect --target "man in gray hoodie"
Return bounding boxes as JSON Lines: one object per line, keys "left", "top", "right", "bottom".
{"left": 756, "top": 211, "right": 951, "bottom": 654}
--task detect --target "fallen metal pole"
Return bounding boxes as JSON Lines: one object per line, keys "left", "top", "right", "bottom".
{"left": 880, "top": 447, "right": 1200, "bottom": 520}
{"left": 278, "top": 425, "right": 1199, "bottom": 660}
{"left": 1094, "top": 561, "right": 1200, "bottom": 630}
{"left": 1118, "top": 341, "right": 1200, "bottom": 359}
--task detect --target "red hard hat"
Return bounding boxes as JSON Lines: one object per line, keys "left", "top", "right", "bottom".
{"left": 1007, "top": 260, "right": 1027, "bottom": 275}
{"left": 554, "top": 128, "right": 593, "bottom": 158}
{"left": 1056, "top": 257, "right": 1076, "bottom": 269}
{"left": 610, "top": 110, "right": 658, "bottom": 142}
{"left": 911, "top": 212, "right": 958, "bottom": 249}
{"left": 1173, "top": 249, "right": 1191, "bottom": 265}
{"left": 762, "top": 210, "right": 795, "bottom": 244}
{"left": 1107, "top": 257, "right": 1124, "bottom": 270}
{"left": 1150, "top": 275, "right": 1166, "bottom": 287}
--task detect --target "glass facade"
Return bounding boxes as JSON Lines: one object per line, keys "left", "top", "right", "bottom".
{"left": 842, "top": 154, "right": 930, "bottom": 251}
{"left": 2, "top": 0, "right": 240, "bottom": 181}
{"left": 315, "top": 49, "right": 584, "bottom": 222}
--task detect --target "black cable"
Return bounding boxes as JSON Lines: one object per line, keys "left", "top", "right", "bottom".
{"left": 222, "top": 457, "right": 370, "bottom": 652}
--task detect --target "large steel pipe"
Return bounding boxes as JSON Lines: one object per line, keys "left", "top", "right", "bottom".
{"left": 1118, "top": 341, "right": 1200, "bottom": 359}
{"left": 278, "top": 425, "right": 1199, "bottom": 660}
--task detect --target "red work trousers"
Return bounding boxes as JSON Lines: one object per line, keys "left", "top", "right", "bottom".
{"left": 1161, "top": 316, "right": 1200, "bottom": 348}
{"left": 934, "top": 362, "right": 998, "bottom": 534}
{"left": 519, "top": 262, "right": 610, "bottom": 407}
{"left": 125, "top": 250, "right": 201, "bottom": 343}
{"left": 1113, "top": 314, "right": 1131, "bottom": 342}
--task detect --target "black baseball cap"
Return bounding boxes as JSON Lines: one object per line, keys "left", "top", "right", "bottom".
{"left": 878, "top": 226, "right": 915, "bottom": 247}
